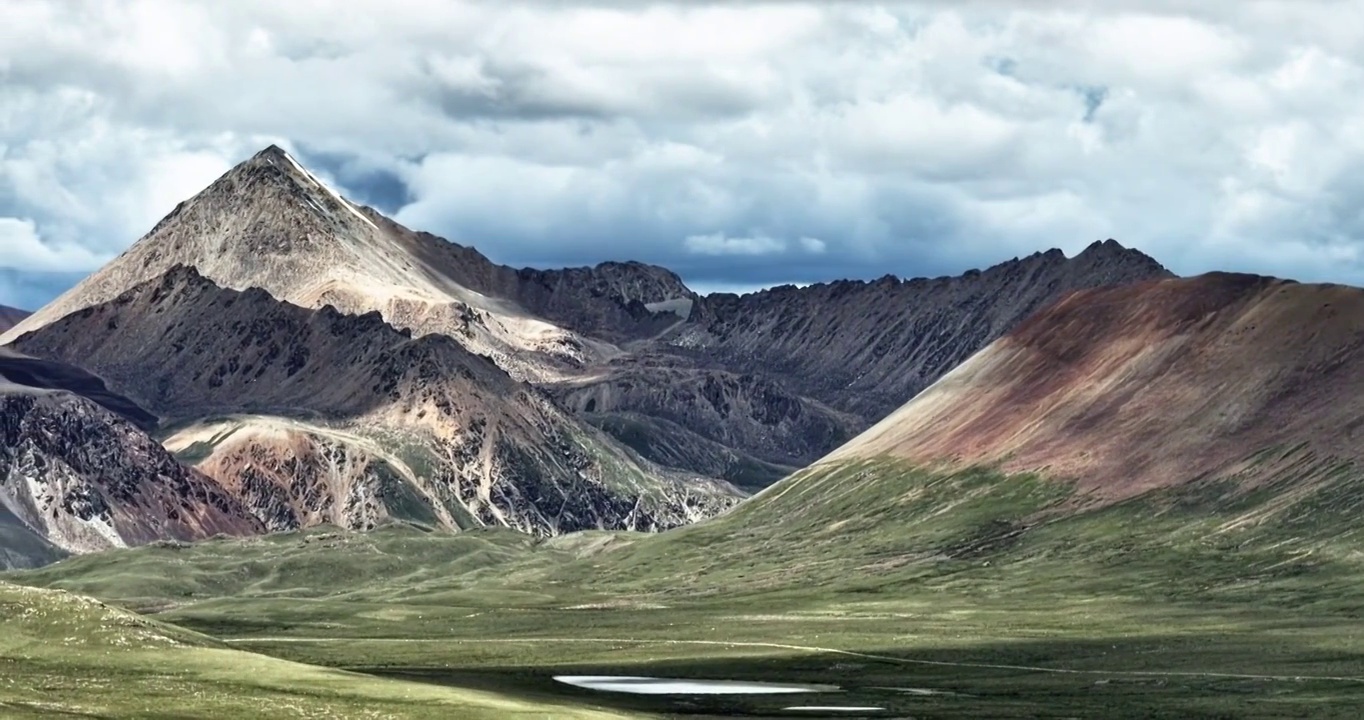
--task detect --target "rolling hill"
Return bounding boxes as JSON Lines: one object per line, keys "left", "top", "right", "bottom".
{"left": 0, "top": 580, "right": 636, "bottom": 718}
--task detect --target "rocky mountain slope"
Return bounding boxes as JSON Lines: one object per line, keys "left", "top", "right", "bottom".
{"left": 553, "top": 242, "right": 1173, "bottom": 478}
{"left": 0, "top": 348, "right": 157, "bottom": 430}
{"left": 0, "top": 143, "right": 1173, "bottom": 512}
{"left": 0, "top": 145, "right": 1170, "bottom": 489}
{"left": 681, "top": 240, "right": 1173, "bottom": 420}
{"left": 9, "top": 265, "right": 736, "bottom": 535}
{"left": 0, "top": 305, "right": 27, "bottom": 334}
{"left": 0, "top": 146, "right": 694, "bottom": 382}
{"left": 549, "top": 351, "right": 864, "bottom": 489}
{"left": 548, "top": 272, "right": 1364, "bottom": 607}
{"left": 824, "top": 272, "right": 1364, "bottom": 500}
{"left": 0, "top": 383, "right": 262, "bottom": 568}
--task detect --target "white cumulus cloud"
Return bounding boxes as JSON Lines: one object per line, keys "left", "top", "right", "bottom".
{"left": 684, "top": 233, "right": 786, "bottom": 256}
{"left": 4, "top": 0, "right": 1364, "bottom": 306}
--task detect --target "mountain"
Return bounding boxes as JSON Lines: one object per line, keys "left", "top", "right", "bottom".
{"left": 0, "top": 305, "right": 28, "bottom": 334}
{"left": 0, "top": 146, "right": 694, "bottom": 382}
{"left": 0, "top": 144, "right": 1170, "bottom": 495}
{"left": 824, "top": 271, "right": 1364, "bottom": 499}
{"left": 1, "top": 337, "right": 236, "bottom": 568}
{"left": 9, "top": 265, "right": 736, "bottom": 535}
{"left": 0, "top": 382, "right": 263, "bottom": 569}
{"left": 683, "top": 240, "right": 1172, "bottom": 420}
{"left": 568, "top": 271, "right": 1364, "bottom": 600}
{"left": 552, "top": 242, "right": 1173, "bottom": 480}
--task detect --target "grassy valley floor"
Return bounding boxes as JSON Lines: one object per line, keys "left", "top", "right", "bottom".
{"left": 9, "top": 458, "right": 1364, "bottom": 718}
{"left": 0, "top": 581, "right": 640, "bottom": 719}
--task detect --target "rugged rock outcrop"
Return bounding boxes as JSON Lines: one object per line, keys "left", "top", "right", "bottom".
{"left": 10, "top": 266, "right": 738, "bottom": 535}
{"left": 550, "top": 351, "right": 861, "bottom": 484}
{"left": 0, "top": 384, "right": 262, "bottom": 568}
{"left": 0, "top": 348, "right": 157, "bottom": 430}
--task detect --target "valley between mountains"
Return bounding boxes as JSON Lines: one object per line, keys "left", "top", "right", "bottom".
{"left": 6, "top": 145, "right": 1364, "bottom": 718}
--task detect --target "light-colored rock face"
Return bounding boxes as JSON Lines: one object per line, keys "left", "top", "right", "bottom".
{"left": 0, "top": 386, "right": 263, "bottom": 567}
{"left": 11, "top": 267, "right": 740, "bottom": 536}
{"left": 165, "top": 418, "right": 452, "bottom": 533}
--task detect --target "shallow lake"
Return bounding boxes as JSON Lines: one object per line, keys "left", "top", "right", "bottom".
{"left": 554, "top": 675, "right": 841, "bottom": 695}
{"left": 363, "top": 667, "right": 908, "bottom": 717}
{"left": 784, "top": 707, "right": 886, "bottom": 713}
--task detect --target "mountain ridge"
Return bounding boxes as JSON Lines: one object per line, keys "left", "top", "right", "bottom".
{"left": 823, "top": 270, "right": 1364, "bottom": 503}
{"left": 9, "top": 264, "right": 738, "bottom": 535}
{"left": 0, "top": 146, "right": 694, "bottom": 381}
{"left": 0, "top": 144, "right": 1173, "bottom": 487}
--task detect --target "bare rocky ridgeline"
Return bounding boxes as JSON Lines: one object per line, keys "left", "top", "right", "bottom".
{"left": 547, "top": 240, "right": 1173, "bottom": 481}
{"left": 0, "top": 144, "right": 1171, "bottom": 555}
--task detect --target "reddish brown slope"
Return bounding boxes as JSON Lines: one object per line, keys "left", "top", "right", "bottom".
{"left": 0, "top": 386, "right": 263, "bottom": 563}
{"left": 825, "top": 272, "right": 1364, "bottom": 499}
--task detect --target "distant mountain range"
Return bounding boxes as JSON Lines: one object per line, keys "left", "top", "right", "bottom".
{"left": 0, "top": 305, "right": 28, "bottom": 334}
{"left": 0, "top": 144, "right": 1173, "bottom": 566}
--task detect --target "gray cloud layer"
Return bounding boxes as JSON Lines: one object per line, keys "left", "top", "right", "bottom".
{"left": 3, "top": 1, "right": 1364, "bottom": 307}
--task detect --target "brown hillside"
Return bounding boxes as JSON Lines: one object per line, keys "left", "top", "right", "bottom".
{"left": 826, "top": 272, "right": 1364, "bottom": 499}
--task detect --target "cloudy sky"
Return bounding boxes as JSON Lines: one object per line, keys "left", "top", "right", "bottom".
{"left": 3, "top": 1, "right": 1364, "bottom": 308}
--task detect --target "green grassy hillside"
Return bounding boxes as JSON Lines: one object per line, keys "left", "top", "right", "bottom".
{"left": 0, "top": 579, "right": 644, "bottom": 718}
{"left": 12, "top": 454, "right": 1364, "bottom": 717}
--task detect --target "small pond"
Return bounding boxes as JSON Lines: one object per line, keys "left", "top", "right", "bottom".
{"left": 784, "top": 707, "right": 887, "bottom": 713}
{"left": 553, "top": 675, "right": 841, "bottom": 695}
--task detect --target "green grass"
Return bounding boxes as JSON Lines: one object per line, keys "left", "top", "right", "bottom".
{"left": 12, "top": 457, "right": 1364, "bottom": 717}
{"left": 0, "top": 581, "right": 644, "bottom": 719}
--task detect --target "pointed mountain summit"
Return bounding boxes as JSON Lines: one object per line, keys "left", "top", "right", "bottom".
{"left": 1, "top": 145, "right": 694, "bottom": 381}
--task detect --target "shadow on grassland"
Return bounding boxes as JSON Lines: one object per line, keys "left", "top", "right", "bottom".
{"left": 355, "top": 635, "right": 1364, "bottom": 720}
